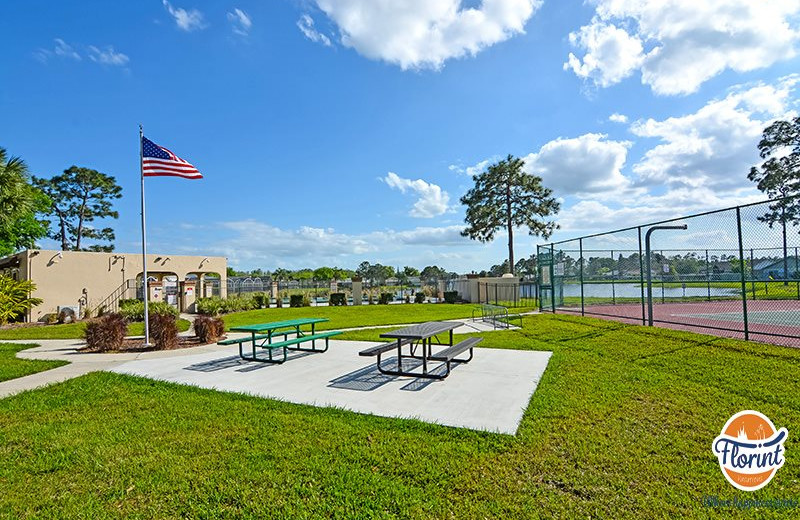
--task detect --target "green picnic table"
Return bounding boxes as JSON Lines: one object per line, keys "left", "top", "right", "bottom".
{"left": 219, "top": 318, "right": 342, "bottom": 363}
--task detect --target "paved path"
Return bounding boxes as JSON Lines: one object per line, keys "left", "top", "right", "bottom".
{"left": 0, "top": 314, "right": 536, "bottom": 399}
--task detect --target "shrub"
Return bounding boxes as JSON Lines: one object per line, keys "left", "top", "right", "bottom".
{"left": 329, "top": 293, "right": 346, "bottom": 306}
{"left": 84, "top": 313, "right": 127, "bottom": 351}
{"left": 119, "top": 300, "right": 179, "bottom": 321}
{"left": 443, "top": 291, "right": 459, "bottom": 304}
{"left": 302, "top": 294, "right": 312, "bottom": 307}
{"left": 194, "top": 315, "right": 225, "bottom": 344}
{"left": 149, "top": 313, "right": 178, "bottom": 350}
{"left": 0, "top": 275, "right": 43, "bottom": 325}
{"left": 379, "top": 293, "right": 393, "bottom": 305}
{"left": 224, "top": 295, "right": 257, "bottom": 313}
{"left": 252, "top": 292, "right": 269, "bottom": 309}
{"left": 196, "top": 296, "right": 225, "bottom": 315}
{"left": 289, "top": 294, "right": 304, "bottom": 308}
{"left": 119, "top": 299, "right": 139, "bottom": 309}
{"left": 414, "top": 292, "right": 426, "bottom": 304}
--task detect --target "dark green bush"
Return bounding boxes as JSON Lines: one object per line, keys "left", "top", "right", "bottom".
{"left": 289, "top": 294, "right": 304, "bottom": 308}
{"left": 414, "top": 292, "right": 426, "bottom": 304}
{"left": 329, "top": 293, "right": 347, "bottom": 306}
{"left": 118, "top": 299, "right": 139, "bottom": 309}
{"left": 379, "top": 293, "right": 393, "bottom": 305}
{"left": 252, "top": 292, "right": 269, "bottom": 309}
{"left": 84, "top": 313, "right": 127, "bottom": 351}
{"left": 149, "top": 313, "right": 178, "bottom": 350}
{"left": 443, "top": 291, "right": 459, "bottom": 304}
{"left": 194, "top": 315, "right": 225, "bottom": 343}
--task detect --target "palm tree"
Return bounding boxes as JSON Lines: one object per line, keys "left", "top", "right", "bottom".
{"left": 0, "top": 148, "right": 50, "bottom": 255}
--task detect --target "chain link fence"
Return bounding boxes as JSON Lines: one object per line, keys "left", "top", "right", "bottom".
{"left": 538, "top": 196, "right": 800, "bottom": 347}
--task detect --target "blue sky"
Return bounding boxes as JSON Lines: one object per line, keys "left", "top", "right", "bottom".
{"left": 2, "top": 1, "right": 799, "bottom": 272}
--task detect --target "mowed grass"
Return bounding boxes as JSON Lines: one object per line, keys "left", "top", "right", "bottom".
{"left": 0, "top": 319, "right": 191, "bottom": 341}
{"left": 2, "top": 314, "right": 800, "bottom": 517}
{"left": 0, "top": 343, "right": 68, "bottom": 382}
{"left": 222, "top": 303, "right": 537, "bottom": 331}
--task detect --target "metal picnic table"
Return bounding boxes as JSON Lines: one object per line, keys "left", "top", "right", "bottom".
{"left": 371, "top": 321, "right": 476, "bottom": 379}
{"left": 225, "top": 317, "right": 340, "bottom": 363}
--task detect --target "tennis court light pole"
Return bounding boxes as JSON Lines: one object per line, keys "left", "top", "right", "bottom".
{"left": 645, "top": 225, "right": 688, "bottom": 326}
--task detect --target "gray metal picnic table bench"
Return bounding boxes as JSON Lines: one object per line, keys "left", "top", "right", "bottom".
{"left": 359, "top": 321, "right": 481, "bottom": 379}
{"left": 472, "top": 303, "right": 523, "bottom": 330}
{"left": 219, "top": 318, "right": 342, "bottom": 363}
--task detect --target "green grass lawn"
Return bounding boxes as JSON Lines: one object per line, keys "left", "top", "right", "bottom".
{"left": 0, "top": 319, "right": 191, "bottom": 341}
{"left": 222, "top": 303, "right": 537, "bottom": 331}
{"left": 2, "top": 314, "right": 800, "bottom": 517}
{"left": 0, "top": 343, "right": 68, "bottom": 383}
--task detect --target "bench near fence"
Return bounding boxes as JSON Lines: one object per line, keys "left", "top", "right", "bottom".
{"left": 472, "top": 303, "right": 523, "bottom": 330}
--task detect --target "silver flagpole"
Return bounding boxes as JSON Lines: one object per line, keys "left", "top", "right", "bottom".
{"left": 140, "top": 124, "right": 151, "bottom": 346}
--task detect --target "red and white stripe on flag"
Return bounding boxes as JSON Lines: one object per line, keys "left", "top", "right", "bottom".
{"left": 141, "top": 136, "right": 203, "bottom": 179}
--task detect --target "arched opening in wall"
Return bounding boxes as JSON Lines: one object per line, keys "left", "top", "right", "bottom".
{"left": 135, "top": 271, "right": 180, "bottom": 306}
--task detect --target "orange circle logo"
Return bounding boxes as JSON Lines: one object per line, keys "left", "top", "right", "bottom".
{"left": 712, "top": 410, "right": 788, "bottom": 491}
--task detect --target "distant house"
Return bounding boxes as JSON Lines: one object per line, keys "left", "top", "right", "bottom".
{"left": 752, "top": 256, "right": 800, "bottom": 281}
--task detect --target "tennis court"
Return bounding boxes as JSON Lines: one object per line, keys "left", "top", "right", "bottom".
{"left": 566, "top": 299, "right": 800, "bottom": 347}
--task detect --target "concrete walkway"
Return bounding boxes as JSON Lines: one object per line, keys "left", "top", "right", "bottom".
{"left": 0, "top": 316, "right": 532, "bottom": 401}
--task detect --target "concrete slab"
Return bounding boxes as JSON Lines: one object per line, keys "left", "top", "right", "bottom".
{"left": 110, "top": 340, "right": 551, "bottom": 435}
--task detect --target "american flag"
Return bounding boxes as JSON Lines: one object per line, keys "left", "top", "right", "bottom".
{"left": 141, "top": 136, "right": 202, "bottom": 179}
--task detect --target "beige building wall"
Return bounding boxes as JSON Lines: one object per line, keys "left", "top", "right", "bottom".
{"left": 0, "top": 250, "right": 226, "bottom": 321}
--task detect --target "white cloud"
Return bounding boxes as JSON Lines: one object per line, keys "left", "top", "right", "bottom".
{"left": 630, "top": 77, "right": 799, "bottom": 190}
{"left": 565, "top": 0, "right": 800, "bottom": 95}
{"left": 609, "top": 113, "right": 628, "bottom": 123}
{"left": 556, "top": 188, "right": 764, "bottom": 236}
{"left": 313, "top": 0, "right": 542, "bottom": 69}
{"left": 227, "top": 8, "right": 252, "bottom": 36}
{"left": 383, "top": 172, "right": 451, "bottom": 218}
{"left": 162, "top": 0, "right": 207, "bottom": 32}
{"left": 565, "top": 22, "right": 644, "bottom": 87}
{"left": 297, "top": 14, "right": 332, "bottom": 47}
{"left": 87, "top": 46, "right": 129, "bottom": 66}
{"left": 188, "top": 220, "right": 470, "bottom": 269}
{"left": 35, "top": 39, "right": 81, "bottom": 62}
{"left": 35, "top": 39, "right": 129, "bottom": 67}
{"left": 523, "top": 133, "right": 634, "bottom": 196}
{"left": 448, "top": 158, "right": 493, "bottom": 177}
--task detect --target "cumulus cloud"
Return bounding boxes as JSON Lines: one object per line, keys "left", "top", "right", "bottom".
{"left": 565, "top": 22, "right": 644, "bottom": 87}
{"left": 565, "top": 0, "right": 800, "bottom": 95}
{"left": 383, "top": 172, "right": 451, "bottom": 218}
{"left": 313, "top": 0, "right": 542, "bottom": 69}
{"left": 297, "top": 14, "right": 332, "bottom": 47}
{"left": 557, "top": 188, "right": 764, "bottom": 236}
{"left": 227, "top": 8, "right": 252, "bottom": 36}
{"left": 630, "top": 77, "right": 800, "bottom": 190}
{"left": 523, "top": 133, "right": 634, "bottom": 196}
{"left": 87, "top": 46, "right": 129, "bottom": 66}
{"left": 186, "top": 220, "right": 469, "bottom": 269}
{"left": 609, "top": 113, "right": 628, "bottom": 124}
{"left": 162, "top": 0, "right": 207, "bottom": 32}
{"left": 448, "top": 158, "right": 493, "bottom": 177}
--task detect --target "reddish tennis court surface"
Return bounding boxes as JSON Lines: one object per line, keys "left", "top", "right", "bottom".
{"left": 556, "top": 300, "right": 800, "bottom": 347}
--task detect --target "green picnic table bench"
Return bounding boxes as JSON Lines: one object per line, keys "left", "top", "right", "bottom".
{"left": 220, "top": 318, "right": 342, "bottom": 363}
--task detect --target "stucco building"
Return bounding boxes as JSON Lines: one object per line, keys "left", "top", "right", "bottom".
{"left": 0, "top": 249, "right": 227, "bottom": 321}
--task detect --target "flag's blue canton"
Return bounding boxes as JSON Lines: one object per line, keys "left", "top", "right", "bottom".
{"left": 142, "top": 137, "right": 170, "bottom": 159}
